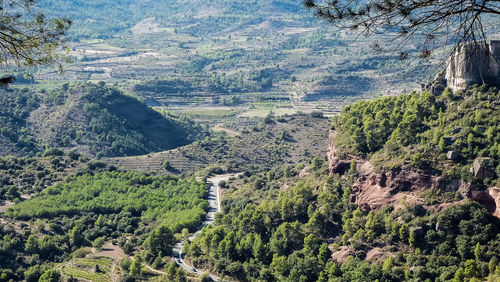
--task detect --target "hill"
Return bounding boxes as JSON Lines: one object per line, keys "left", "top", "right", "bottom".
{"left": 0, "top": 83, "right": 207, "bottom": 157}
{"left": 106, "top": 114, "right": 330, "bottom": 175}
{"left": 30, "top": 0, "right": 452, "bottom": 116}
{"left": 326, "top": 85, "right": 500, "bottom": 213}
{"left": 179, "top": 86, "right": 500, "bottom": 282}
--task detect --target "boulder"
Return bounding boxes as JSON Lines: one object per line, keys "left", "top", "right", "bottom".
{"left": 470, "top": 157, "right": 494, "bottom": 180}
{"left": 471, "top": 187, "right": 500, "bottom": 219}
{"left": 445, "top": 41, "right": 500, "bottom": 92}
{"left": 446, "top": 151, "right": 458, "bottom": 160}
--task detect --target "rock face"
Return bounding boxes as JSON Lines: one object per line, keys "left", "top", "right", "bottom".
{"left": 327, "top": 130, "right": 499, "bottom": 217}
{"left": 471, "top": 187, "right": 500, "bottom": 219}
{"left": 350, "top": 168, "right": 469, "bottom": 211}
{"left": 446, "top": 150, "right": 458, "bottom": 160}
{"left": 445, "top": 41, "right": 500, "bottom": 92}
{"left": 470, "top": 157, "right": 494, "bottom": 180}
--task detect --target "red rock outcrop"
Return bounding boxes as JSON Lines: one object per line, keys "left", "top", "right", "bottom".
{"left": 327, "top": 130, "right": 365, "bottom": 175}
{"left": 327, "top": 130, "right": 500, "bottom": 217}
{"left": 471, "top": 187, "right": 500, "bottom": 219}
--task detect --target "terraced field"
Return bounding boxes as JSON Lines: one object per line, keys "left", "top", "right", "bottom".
{"left": 106, "top": 114, "right": 330, "bottom": 175}
{"left": 60, "top": 258, "right": 115, "bottom": 282}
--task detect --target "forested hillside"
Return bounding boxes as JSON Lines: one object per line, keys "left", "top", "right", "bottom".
{"left": 1, "top": 171, "right": 206, "bottom": 281}
{"left": 181, "top": 86, "right": 500, "bottom": 281}
{"left": 1, "top": 1, "right": 499, "bottom": 281}
{"left": 40, "top": 0, "right": 312, "bottom": 39}
{"left": 332, "top": 84, "right": 500, "bottom": 187}
{"left": 185, "top": 167, "right": 500, "bottom": 281}
{"left": 0, "top": 83, "right": 207, "bottom": 157}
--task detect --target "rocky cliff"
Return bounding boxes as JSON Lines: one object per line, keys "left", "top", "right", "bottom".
{"left": 445, "top": 40, "right": 500, "bottom": 92}
{"left": 327, "top": 129, "right": 500, "bottom": 218}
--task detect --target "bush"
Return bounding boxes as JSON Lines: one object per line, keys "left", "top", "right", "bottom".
{"left": 120, "top": 257, "right": 132, "bottom": 271}
{"left": 72, "top": 247, "right": 91, "bottom": 258}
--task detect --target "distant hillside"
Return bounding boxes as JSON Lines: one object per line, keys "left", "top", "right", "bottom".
{"left": 0, "top": 83, "right": 207, "bottom": 157}
{"left": 40, "top": 0, "right": 313, "bottom": 38}
{"left": 34, "top": 0, "right": 452, "bottom": 113}
{"left": 0, "top": 89, "right": 40, "bottom": 155}
{"left": 107, "top": 114, "right": 330, "bottom": 175}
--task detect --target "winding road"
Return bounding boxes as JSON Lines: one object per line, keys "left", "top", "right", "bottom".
{"left": 172, "top": 173, "right": 241, "bottom": 281}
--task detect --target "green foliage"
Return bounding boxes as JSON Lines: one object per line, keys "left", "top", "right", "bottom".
{"left": 76, "top": 83, "right": 208, "bottom": 157}
{"left": 38, "top": 269, "right": 61, "bottom": 282}
{"left": 332, "top": 86, "right": 500, "bottom": 183}
{"left": 0, "top": 89, "right": 40, "bottom": 153}
{"left": 120, "top": 257, "right": 132, "bottom": 271}
{"left": 0, "top": 0, "right": 70, "bottom": 69}
{"left": 333, "top": 91, "right": 439, "bottom": 156}
{"left": 92, "top": 237, "right": 106, "bottom": 249}
{"left": 129, "top": 255, "right": 142, "bottom": 277}
{"left": 145, "top": 226, "right": 175, "bottom": 256}
{"left": 0, "top": 83, "right": 208, "bottom": 158}
{"left": 7, "top": 171, "right": 207, "bottom": 232}
{"left": 185, "top": 164, "right": 500, "bottom": 281}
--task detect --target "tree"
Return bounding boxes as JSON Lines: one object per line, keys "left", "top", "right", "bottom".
{"left": 145, "top": 225, "right": 175, "bottom": 256}
{"left": 129, "top": 255, "right": 142, "bottom": 277}
{"left": 382, "top": 257, "right": 394, "bottom": 273}
{"left": 317, "top": 243, "right": 332, "bottom": 264}
{"left": 69, "top": 224, "right": 84, "bottom": 247}
{"left": 92, "top": 237, "right": 106, "bottom": 250}
{"left": 0, "top": 0, "right": 71, "bottom": 82}
{"left": 252, "top": 234, "right": 267, "bottom": 262}
{"left": 399, "top": 224, "right": 409, "bottom": 242}
{"left": 38, "top": 269, "right": 61, "bottom": 282}
{"left": 474, "top": 242, "right": 482, "bottom": 261}
{"left": 409, "top": 228, "right": 416, "bottom": 248}
{"left": 489, "top": 257, "right": 499, "bottom": 274}
{"left": 453, "top": 267, "right": 465, "bottom": 282}
{"left": 304, "top": 0, "right": 500, "bottom": 57}
{"left": 464, "top": 259, "right": 479, "bottom": 279}
{"left": 24, "top": 265, "right": 43, "bottom": 282}
{"left": 200, "top": 272, "right": 213, "bottom": 282}
{"left": 25, "top": 235, "right": 39, "bottom": 254}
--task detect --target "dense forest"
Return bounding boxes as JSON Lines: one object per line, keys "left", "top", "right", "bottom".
{"left": 0, "top": 169, "right": 206, "bottom": 281}
{"left": 1, "top": 0, "right": 500, "bottom": 281}
{"left": 1, "top": 86, "right": 500, "bottom": 281}
{"left": 185, "top": 166, "right": 500, "bottom": 281}
{"left": 0, "top": 89, "right": 40, "bottom": 154}
{"left": 181, "top": 86, "right": 500, "bottom": 281}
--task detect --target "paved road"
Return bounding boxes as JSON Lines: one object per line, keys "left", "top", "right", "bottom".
{"left": 172, "top": 173, "right": 241, "bottom": 281}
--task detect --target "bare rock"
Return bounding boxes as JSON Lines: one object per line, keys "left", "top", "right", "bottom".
{"left": 446, "top": 151, "right": 458, "bottom": 160}
{"left": 298, "top": 166, "right": 311, "bottom": 179}
{"left": 471, "top": 187, "right": 500, "bottom": 219}
{"left": 365, "top": 247, "right": 394, "bottom": 262}
{"left": 331, "top": 246, "right": 354, "bottom": 264}
{"left": 329, "top": 157, "right": 352, "bottom": 175}
{"left": 471, "top": 157, "right": 494, "bottom": 180}
{"left": 445, "top": 41, "right": 500, "bottom": 92}
{"left": 458, "top": 182, "right": 473, "bottom": 199}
